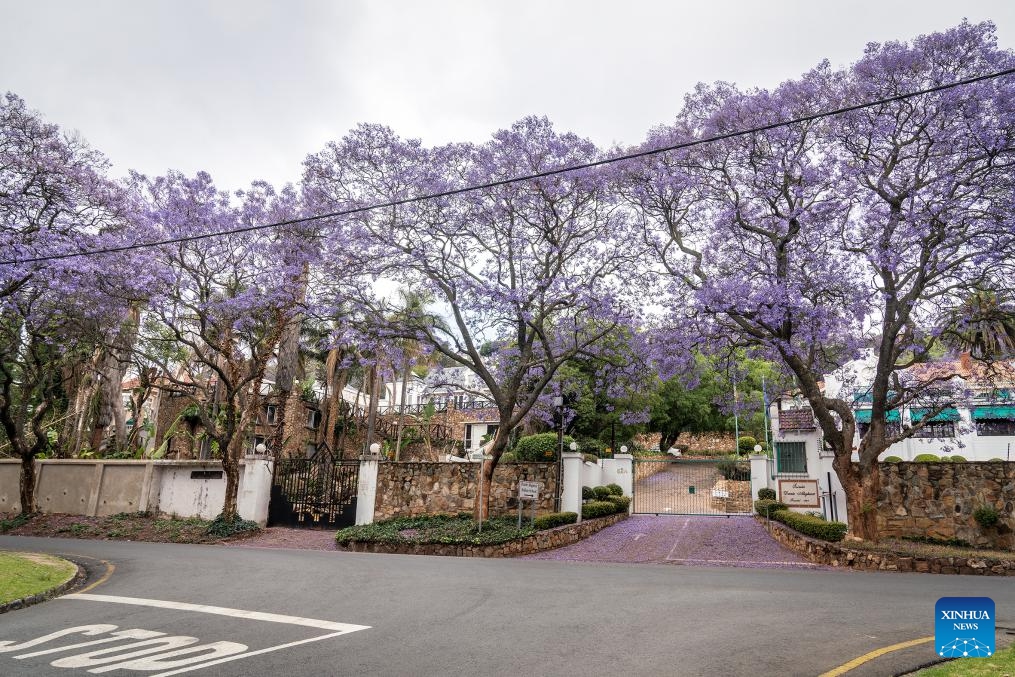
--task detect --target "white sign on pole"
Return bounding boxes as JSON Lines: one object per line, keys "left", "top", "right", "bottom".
{"left": 518, "top": 480, "right": 541, "bottom": 499}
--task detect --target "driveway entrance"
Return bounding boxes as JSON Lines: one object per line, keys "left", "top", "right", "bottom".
{"left": 521, "top": 515, "right": 820, "bottom": 568}
{"left": 632, "top": 458, "right": 752, "bottom": 515}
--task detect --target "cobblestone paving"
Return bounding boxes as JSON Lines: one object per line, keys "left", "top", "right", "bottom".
{"left": 521, "top": 515, "right": 825, "bottom": 569}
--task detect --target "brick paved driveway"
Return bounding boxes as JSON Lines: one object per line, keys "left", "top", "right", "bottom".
{"left": 521, "top": 515, "right": 823, "bottom": 569}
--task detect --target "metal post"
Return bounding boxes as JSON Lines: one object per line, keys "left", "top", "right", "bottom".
{"left": 732, "top": 370, "right": 740, "bottom": 451}
{"left": 762, "top": 374, "right": 771, "bottom": 454}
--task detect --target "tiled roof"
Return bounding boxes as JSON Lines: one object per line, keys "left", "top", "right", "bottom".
{"left": 779, "top": 407, "right": 816, "bottom": 431}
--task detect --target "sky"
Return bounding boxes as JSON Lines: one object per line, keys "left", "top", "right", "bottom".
{"left": 3, "top": 1, "right": 1015, "bottom": 191}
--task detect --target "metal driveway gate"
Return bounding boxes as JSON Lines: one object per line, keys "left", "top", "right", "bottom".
{"left": 268, "top": 445, "right": 359, "bottom": 528}
{"left": 632, "top": 458, "right": 752, "bottom": 515}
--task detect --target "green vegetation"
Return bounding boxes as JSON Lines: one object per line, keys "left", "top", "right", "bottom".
{"left": 0, "top": 552, "right": 77, "bottom": 605}
{"left": 205, "top": 514, "right": 260, "bottom": 538}
{"left": 581, "top": 500, "right": 624, "bottom": 519}
{"left": 335, "top": 513, "right": 535, "bottom": 546}
{"left": 717, "top": 456, "right": 750, "bottom": 480}
{"left": 605, "top": 495, "right": 631, "bottom": 512}
{"left": 973, "top": 505, "right": 1000, "bottom": 529}
{"left": 913, "top": 643, "right": 1015, "bottom": 676}
{"left": 754, "top": 499, "right": 788, "bottom": 515}
{"left": 591, "top": 486, "right": 613, "bottom": 500}
{"left": 581, "top": 486, "right": 594, "bottom": 500}
{"left": 757, "top": 488, "right": 777, "bottom": 501}
{"left": 914, "top": 454, "right": 941, "bottom": 462}
{"left": 498, "top": 451, "right": 517, "bottom": 464}
{"left": 512, "top": 433, "right": 575, "bottom": 462}
{"left": 0, "top": 512, "right": 31, "bottom": 533}
{"left": 882, "top": 456, "right": 903, "bottom": 462}
{"left": 533, "top": 512, "right": 578, "bottom": 530}
{"left": 605, "top": 483, "right": 623, "bottom": 496}
{"left": 768, "top": 509, "right": 848, "bottom": 542}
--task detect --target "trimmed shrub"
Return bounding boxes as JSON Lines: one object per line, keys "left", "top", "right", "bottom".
{"left": 974, "top": 505, "right": 1000, "bottom": 529}
{"left": 583, "top": 453, "right": 599, "bottom": 463}
{"left": 757, "top": 487, "right": 777, "bottom": 501}
{"left": 737, "top": 436, "right": 757, "bottom": 454}
{"left": 949, "top": 455, "right": 967, "bottom": 463}
{"left": 773, "top": 510, "right": 848, "bottom": 542}
{"left": 754, "top": 499, "right": 788, "bottom": 515}
{"left": 534, "top": 512, "right": 578, "bottom": 530}
{"left": 581, "top": 485, "right": 594, "bottom": 501}
{"left": 592, "top": 486, "right": 613, "bottom": 501}
{"left": 499, "top": 451, "right": 517, "bottom": 464}
{"left": 913, "top": 454, "right": 940, "bottom": 462}
{"left": 606, "top": 495, "right": 631, "bottom": 512}
{"left": 606, "top": 483, "right": 623, "bottom": 496}
{"left": 882, "top": 456, "right": 903, "bottom": 462}
{"left": 582, "top": 500, "right": 621, "bottom": 519}
{"left": 206, "top": 514, "right": 260, "bottom": 538}
{"left": 513, "top": 433, "right": 575, "bottom": 462}
{"left": 989, "top": 458, "right": 1005, "bottom": 462}
{"left": 578, "top": 437, "right": 608, "bottom": 458}
{"left": 717, "top": 456, "right": 750, "bottom": 480}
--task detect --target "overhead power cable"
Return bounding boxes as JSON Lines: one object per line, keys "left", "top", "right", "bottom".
{"left": 5, "top": 66, "right": 1015, "bottom": 266}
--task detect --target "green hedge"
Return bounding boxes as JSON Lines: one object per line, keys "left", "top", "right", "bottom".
{"left": 770, "top": 510, "right": 848, "bottom": 542}
{"left": 606, "top": 483, "right": 623, "bottom": 496}
{"left": 754, "top": 499, "right": 788, "bottom": 515}
{"left": 581, "top": 486, "right": 594, "bottom": 500}
{"left": 606, "top": 495, "right": 631, "bottom": 512}
{"left": 757, "top": 488, "right": 777, "bottom": 501}
{"left": 882, "top": 456, "right": 903, "bottom": 462}
{"left": 499, "top": 451, "right": 517, "bottom": 464}
{"left": 513, "top": 433, "right": 575, "bottom": 462}
{"left": 913, "top": 454, "right": 940, "bottom": 462}
{"left": 533, "top": 512, "right": 578, "bottom": 530}
{"left": 582, "top": 500, "right": 622, "bottom": 519}
{"left": 591, "top": 486, "right": 613, "bottom": 500}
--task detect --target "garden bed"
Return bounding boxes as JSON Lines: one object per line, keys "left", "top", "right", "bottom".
{"left": 0, "top": 511, "right": 260, "bottom": 544}
{"left": 336, "top": 512, "right": 628, "bottom": 557}
{"left": 0, "top": 552, "right": 83, "bottom": 613}
{"left": 757, "top": 516, "right": 1015, "bottom": 575}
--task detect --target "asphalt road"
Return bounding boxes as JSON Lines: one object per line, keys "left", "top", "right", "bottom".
{"left": 1, "top": 535, "right": 1013, "bottom": 677}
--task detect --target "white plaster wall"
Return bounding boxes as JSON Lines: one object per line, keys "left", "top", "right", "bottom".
{"left": 155, "top": 459, "right": 272, "bottom": 525}
{"left": 600, "top": 455, "right": 633, "bottom": 496}
{"left": 580, "top": 461, "right": 604, "bottom": 488}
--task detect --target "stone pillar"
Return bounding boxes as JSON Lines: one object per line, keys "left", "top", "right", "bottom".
{"left": 749, "top": 454, "right": 771, "bottom": 500}
{"left": 356, "top": 455, "right": 380, "bottom": 526}
{"left": 239, "top": 455, "right": 274, "bottom": 526}
{"left": 601, "top": 454, "right": 634, "bottom": 497}
{"left": 560, "top": 451, "right": 584, "bottom": 521}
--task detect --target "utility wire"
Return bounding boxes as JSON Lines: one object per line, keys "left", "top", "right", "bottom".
{"left": 5, "top": 66, "right": 1015, "bottom": 266}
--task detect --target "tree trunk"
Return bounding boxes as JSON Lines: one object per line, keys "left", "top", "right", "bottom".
{"left": 220, "top": 452, "right": 240, "bottom": 520}
{"left": 834, "top": 453, "right": 881, "bottom": 540}
{"left": 394, "top": 363, "right": 409, "bottom": 461}
{"left": 19, "top": 452, "right": 37, "bottom": 515}
{"left": 474, "top": 427, "right": 511, "bottom": 521}
{"left": 365, "top": 364, "right": 380, "bottom": 454}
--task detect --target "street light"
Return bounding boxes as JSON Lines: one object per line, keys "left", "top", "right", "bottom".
{"left": 369, "top": 442, "right": 380, "bottom": 458}
{"left": 254, "top": 442, "right": 267, "bottom": 455}
{"left": 620, "top": 445, "right": 628, "bottom": 454}
{"left": 569, "top": 441, "right": 579, "bottom": 452}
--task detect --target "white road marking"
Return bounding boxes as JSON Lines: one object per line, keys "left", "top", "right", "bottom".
{"left": 148, "top": 631, "right": 352, "bottom": 677}
{"left": 665, "top": 517, "right": 691, "bottom": 561}
{"left": 63, "top": 594, "right": 369, "bottom": 633}
{"left": 633, "top": 534, "right": 644, "bottom": 541}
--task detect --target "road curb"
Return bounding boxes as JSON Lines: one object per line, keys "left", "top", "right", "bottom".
{"left": 0, "top": 554, "right": 86, "bottom": 615}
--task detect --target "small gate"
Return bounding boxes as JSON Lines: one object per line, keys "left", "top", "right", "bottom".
{"left": 268, "top": 445, "right": 359, "bottom": 528}
{"left": 632, "top": 458, "right": 752, "bottom": 515}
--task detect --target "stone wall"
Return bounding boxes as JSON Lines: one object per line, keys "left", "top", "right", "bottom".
{"left": 374, "top": 462, "right": 557, "bottom": 520}
{"left": 877, "top": 462, "right": 1015, "bottom": 549}
{"left": 674, "top": 432, "right": 736, "bottom": 453}
{"left": 759, "top": 517, "right": 1015, "bottom": 576}
{"left": 338, "top": 512, "right": 627, "bottom": 557}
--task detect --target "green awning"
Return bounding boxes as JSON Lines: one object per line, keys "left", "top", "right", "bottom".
{"left": 854, "top": 409, "right": 900, "bottom": 423}
{"left": 910, "top": 407, "right": 960, "bottom": 422}
{"left": 973, "top": 406, "right": 1015, "bottom": 420}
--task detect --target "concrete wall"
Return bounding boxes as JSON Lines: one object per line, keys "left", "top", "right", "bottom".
{"left": 373, "top": 461, "right": 557, "bottom": 520}
{"left": 0, "top": 457, "right": 273, "bottom": 525}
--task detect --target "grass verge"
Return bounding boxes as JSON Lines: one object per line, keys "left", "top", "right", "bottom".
{"left": 0, "top": 552, "right": 77, "bottom": 605}
{"left": 913, "top": 642, "right": 1015, "bottom": 675}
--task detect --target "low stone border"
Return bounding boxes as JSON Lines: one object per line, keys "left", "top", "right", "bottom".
{"left": 0, "top": 556, "right": 86, "bottom": 614}
{"left": 757, "top": 516, "right": 1015, "bottom": 575}
{"left": 336, "top": 512, "right": 628, "bottom": 557}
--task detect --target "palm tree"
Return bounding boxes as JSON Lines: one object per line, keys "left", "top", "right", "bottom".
{"left": 943, "top": 290, "right": 1015, "bottom": 360}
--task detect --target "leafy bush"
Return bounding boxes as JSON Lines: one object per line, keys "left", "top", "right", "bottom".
{"left": 757, "top": 487, "right": 777, "bottom": 501}
{"left": 581, "top": 486, "right": 594, "bottom": 500}
{"left": 0, "top": 512, "right": 31, "bottom": 533}
{"left": 949, "top": 455, "right": 967, "bottom": 463}
{"left": 606, "top": 495, "right": 631, "bottom": 512}
{"left": 205, "top": 514, "right": 260, "bottom": 538}
{"left": 974, "top": 505, "right": 1000, "bottom": 529}
{"left": 989, "top": 458, "right": 1005, "bottom": 462}
{"left": 533, "top": 512, "right": 578, "bottom": 530}
{"left": 717, "top": 456, "right": 750, "bottom": 480}
{"left": 335, "top": 513, "right": 535, "bottom": 546}
{"left": 737, "top": 436, "right": 757, "bottom": 453}
{"left": 606, "top": 483, "right": 623, "bottom": 496}
{"left": 913, "top": 454, "right": 940, "bottom": 462}
{"left": 582, "top": 500, "right": 621, "bottom": 519}
{"left": 882, "top": 456, "right": 903, "bottom": 462}
{"left": 592, "top": 486, "right": 613, "bottom": 501}
{"left": 754, "top": 499, "right": 788, "bottom": 515}
{"left": 578, "top": 437, "right": 608, "bottom": 458}
{"left": 499, "top": 451, "right": 517, "bottom": 464}
{"left": 513, "top": 433, "right": 575, "bottom": 462}
{"left": 773, "top": 510, "right": 848, "bottom": 542}
{"left": 583, "top": 453, "right": 599, "bottom": 463}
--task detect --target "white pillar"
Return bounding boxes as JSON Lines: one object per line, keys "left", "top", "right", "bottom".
{"left": 560, "top": 451, "right": 584, "bottom": 520}
{"left": 601, "top": 454, "right": 634, "bottom": 497}
{"left": 239, "top": 456, "right": 273, "bottom": 526}
{"left": 749, "top": 453, "right": 770, "bottom": 500}
{"left": 356, "top": 457, "right": 379, "bottom": 526}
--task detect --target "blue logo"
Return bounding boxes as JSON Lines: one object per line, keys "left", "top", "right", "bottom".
{"left": 936, "top": 597, "right": 994, "bottom": 658}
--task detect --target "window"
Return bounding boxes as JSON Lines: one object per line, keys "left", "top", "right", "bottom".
{"left": 776, "top": 442, "right": 807, "bottom": 474}
{"left": 264, "top": 404, "right": 277, "bottom": 425}
{"left": 306, "top": 409, "right": 322, "bottom": 430}
{"left": 912, "top": 421, "right": 955, "bottom": 438}
{"left": 857, "top": 422, "right": 901, "bottom": 439}
{"left": 976, "top": 419, "right": 1015, "bottom": 436}
{"left": 465, "top": 424, "right": 473, "bottom": 450}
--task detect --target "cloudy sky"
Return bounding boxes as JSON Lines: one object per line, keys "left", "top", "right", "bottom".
{"left": 3, "top": 1, "right": 1014, "bottom": 191}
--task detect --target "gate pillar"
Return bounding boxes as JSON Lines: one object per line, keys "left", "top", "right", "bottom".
{"left": 749, "top": 453, "right": 771, "bottom": 500}
{"left": 560, "top": 451, "right": 584, "bottom": 521}
{"left": 355, "top": 456, "right": 379, "bottom": 526}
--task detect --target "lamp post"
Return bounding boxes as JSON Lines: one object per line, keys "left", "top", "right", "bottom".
{"left": 254, "top": 442, "right": 267, "bottom": 456}
{"left": 620, "top": 445, "right": 628, "bottom": 454}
